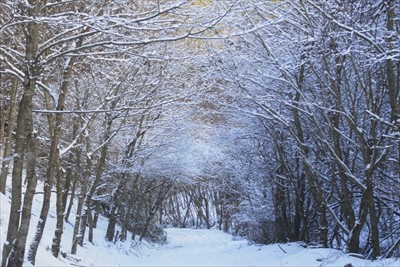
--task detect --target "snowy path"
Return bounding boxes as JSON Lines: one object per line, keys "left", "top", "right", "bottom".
{"left": 135, "top": 228, "right": 256, "bottom": 266}
{"left": 77, "top": 228, "right": 399, "bottom": 267}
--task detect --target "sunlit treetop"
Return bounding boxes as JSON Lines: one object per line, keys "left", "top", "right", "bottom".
{"left": 191, "top": 0, "right": 213, "bottom": 7}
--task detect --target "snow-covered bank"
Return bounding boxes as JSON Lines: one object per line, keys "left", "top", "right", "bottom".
{"left": 1, "top": 189, "right": 399, "bottom": 266}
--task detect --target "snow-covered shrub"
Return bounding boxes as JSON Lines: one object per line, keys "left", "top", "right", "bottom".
{"left": 142, "top": 224, "right": 168, "bottom": 244}
{"left": 233, "top": 219, "right": 276, "bottom": 244}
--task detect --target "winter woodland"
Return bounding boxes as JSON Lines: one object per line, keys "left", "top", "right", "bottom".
{"left": 0, "top": 1, "right": 399, "bottom": 266}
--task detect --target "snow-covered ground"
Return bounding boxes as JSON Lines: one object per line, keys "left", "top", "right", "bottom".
{"left": 1, "top": 184, "right": 399, "bottom": 267}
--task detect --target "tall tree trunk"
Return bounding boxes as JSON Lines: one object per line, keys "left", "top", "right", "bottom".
{"left": 27, "top": 124, "right": 55, "bottom": 264}
{"left": 365, "top": 170, "right": 381, "bottom": 258}
{"left": 330, "top": 51, "right": 361, "bottom": 251}
{"left": 294, "top": 104, "right": 328, "bottom": 247}
{"left": 2, "top": 1, "right": 39, "bottom": 266}
{"left": 6, "top": 108, "right": 38, "bottom": 267}
{"left": 273, "top": 162, "right": 289, "bottom": 242}
{"left": 50, "top": 59, "right": 81, "bottom": 259}
{"left": 0, "top": 76, "right": 4, "bottom": 153}
{"left": 292, "top": 59, "right": 328, "bottom": 247}
{"left": 385, "top": 0, "right": 399, "bottom": 126}
{"left": 51, "top": 154, "right": 65, "bottom": 257}
{"left": 87, "top": 206, "right": 94, "bottom": 243}
{"left": 383, "top": 5, "right": 399, "bottom": 258}
{"left": 293, "top": 169, "right": 305, "bottom": 241}
{"left": 1, "top": 62, "right": 24, "bottom": 267}
{"left": 0, "top": 78, "right": 18, "bottom": 194}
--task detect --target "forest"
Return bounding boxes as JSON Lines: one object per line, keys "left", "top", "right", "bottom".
{"left": 0, "top": 1, "right": 399, "bottom": 266}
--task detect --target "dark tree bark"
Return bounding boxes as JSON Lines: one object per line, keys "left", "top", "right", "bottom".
{"left": 2, "top": 1, "right": 39, "bottom": 266}
{"left": 105, "top": 206, "right": 118, "bottom": 242}
{"left": 0, "top": 78, "right": 18, "bottom": 194}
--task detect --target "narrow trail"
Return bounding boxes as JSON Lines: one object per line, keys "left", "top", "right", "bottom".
{"left": 133, "top": 228, "right": 263, "bottom": 266}
{"left": 155, "top": 228, "right": 253, "bottom": 265}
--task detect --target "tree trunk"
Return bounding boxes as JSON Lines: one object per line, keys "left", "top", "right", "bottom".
{"left": 88, "top": 206, "right": 94, "bottom": 243}
{"left": 3, "top": 1, "right": 39, "bottom": 266}
{"left": 330, "top": 51, "right": 360, "bottom": 250}
{"left": 71, "top": 141, "right": 92, "bottom": 254}
{"left": 274, "top": 175, "right": 288, "bottom": 242}
{"left": 347, "top": 189, "right": 369, "bottom": 254}
{"left": 292, "top": 67, "right": 328, "bottom": 247}
{"left": 293, "top": 170, "right": 305, "bottom": 241}
{"left": 0, "top": 78, "right": 18, "bottom": 194}
{"left": 7, "top": 114, "right": 38, "bottom": 267}
{"left": 70, "top": 180, "right": 86, "bottom": 254}
{"left": 365, "top": 172, "right": 381, "bottom": 258}
{"left": 49, "top": 52, "right": 82, "bottom": 260}
{"left": 65, "top": 121, "right": 81, "bottom": 223}
{"left": 204, "top": 189, "right": 211, "bottom": 229}
{"left": 92, "top": 201, "right": 100, "bottom": 229}
{"left": 51, "top": 155, "right": 65, "bottom": 257}
{"left": 105, "top": 206, "right": 118, "bottom": 242}
{"left": 27, "top": 149, "right": 56, "bottom": 263}
{"left": 0, "top": 77, "right": 4, "bottom": 153}
{"left": 385, "top": 1, "right": 399, "bottom": 126}
{"left": 6, "top": 116, "right": 38, "bottom": 267}
{"left": 62, "top": 164, "right": 73, "bottom": 213}
{"left": 1, "top": 74, "right": 24, "bottom": 267}
{"left": 64, "top": 170, "right": 77, "bottom": 223}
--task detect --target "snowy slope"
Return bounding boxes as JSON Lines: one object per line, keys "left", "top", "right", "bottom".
{"left": 1, "top": 185, "right": 400, "bottom": 267}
